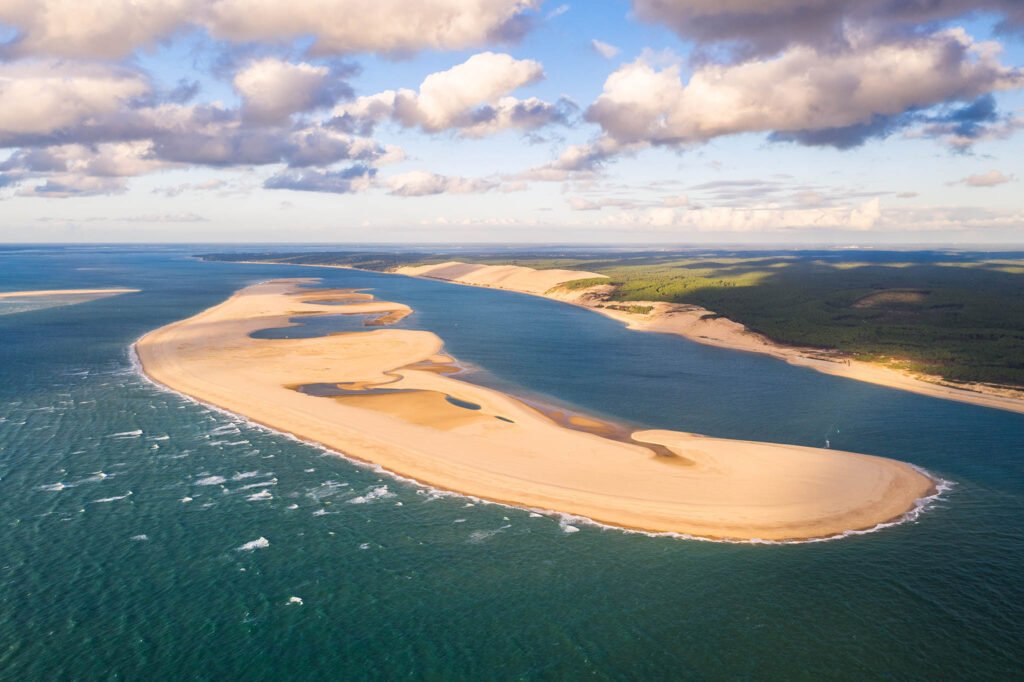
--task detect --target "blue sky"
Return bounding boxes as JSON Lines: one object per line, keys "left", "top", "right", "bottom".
{"left": 1, "top": 1, "right": 1022, "bottom": 244}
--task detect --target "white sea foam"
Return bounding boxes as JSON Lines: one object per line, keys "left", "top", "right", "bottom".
{"left": 180, "top": 496, "right": 193, "bottom": 503}
{"left": 130, "top": 534, "right": 149, "bottom": 541}
{"left": 348, "top": 485, "right": 394, "bottom": 504}
{"left": 529, "top": 512, "right": 543, "bottom": 518}
{"left": 195, "top": 475, "right": 227, "bottom": 486}
{"left": 39, "top": 482, "right": 68, "bottom": 492}
{"left": 232, "top": 470, "right": 262, "bottom": 481}
{"left": 246, "top": 490, "right": 273, "bottom": 501}
{"left": 358, "top": 542, "right": 370, "bottom": 550}
{"left": 237, "top": 478, "right": 277, "bottom": 491}
{"left": 92, "top": 491, "right": 132, "bottom": 503}
{"left": 237, "top": 537, "right": 269, "bottom": 551}
{"left": 286, "top": 503, "right": 299, "bottom": 510}
{"left": 287, "top": 596, "right": 303, "bottom": 605}
{"left": 468, "top": 524, "right": 512, "bottom": 544}
{"left": 108, "top": 429, "right": 142, "bottom": 438}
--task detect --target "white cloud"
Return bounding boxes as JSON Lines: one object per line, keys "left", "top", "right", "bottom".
{"left": 0, "top": 61, "right": 150, "bottom": 140}
{"left": 385, "top": 171, "right": 497, "bottom": 196}
{"left": 590, "top": 39, "right": 620, "bottom": 59}
{"left": 598, "top": 198, "right": 883, "bottom": 232}
{"left": 586, "top": 30, "right": 1022, "bottom": 148}
{"left": 333, "top": 52, "right": 567, "bottom": 137}
{"left": 958, "top": 170, "right": 1015, "bottom": 187}
{"left": 234, "top": 59, "right": 334, "bottom": 123}
{"left": 208, "top": 0, "right": 539, "bottom": 55}
{"left": 0, "top": 0, "right": 194, "bottom": 59}
{"left": 0, "top": 0, "right": 539, "bottom": 58}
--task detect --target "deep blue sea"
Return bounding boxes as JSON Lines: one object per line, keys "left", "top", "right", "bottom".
{"left": 1, "top": 245, "right": 1022, "bottom": 680}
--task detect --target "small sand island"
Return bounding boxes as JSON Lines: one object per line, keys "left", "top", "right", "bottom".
{"left": 0, "top": 288, "right": 139, "bottom": 299}
{"left": 0, "top": 288, "right": 140, "bottom": 314}
{"left": 136, "top": 279, "right": 935, "bottom": 541}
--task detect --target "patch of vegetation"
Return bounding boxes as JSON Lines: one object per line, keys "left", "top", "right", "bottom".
{"left": 554, "top": 277, "right": 613, "bottom": 291}
{"left": 605, "top": 304, "right": 654, "bottom": 315}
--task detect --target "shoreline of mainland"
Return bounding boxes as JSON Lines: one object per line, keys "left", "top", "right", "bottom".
{"left": 135, "top": 278, "right": 936, "bottom": 542}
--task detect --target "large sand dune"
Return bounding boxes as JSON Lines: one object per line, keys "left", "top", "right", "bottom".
{"left": 396, "top": 261, "right": 605, "bottom": 294}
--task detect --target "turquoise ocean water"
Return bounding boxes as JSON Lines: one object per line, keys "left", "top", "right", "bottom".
{"left": 0, "top": 245, "right": 1022, "bottom": 679}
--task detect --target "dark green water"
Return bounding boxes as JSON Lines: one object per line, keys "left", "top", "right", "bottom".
{"left": 0, "top": 245, "right": 1021, "bottom": 680}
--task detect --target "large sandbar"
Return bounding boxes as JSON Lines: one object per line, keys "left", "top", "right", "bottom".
{"left": 136, "top": 279, "right": 935, "bottom": 542}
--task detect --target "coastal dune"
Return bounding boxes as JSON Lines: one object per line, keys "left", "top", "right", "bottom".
{"left": 396, "top": 261, "right": 605, "bottom": 294}
{"left": 136, "top": 279, "right": 935, "bottom": 542}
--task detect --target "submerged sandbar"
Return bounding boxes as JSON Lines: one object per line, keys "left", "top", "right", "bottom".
{"left": 135, "top": 279, "right": 935, "bottom": 542}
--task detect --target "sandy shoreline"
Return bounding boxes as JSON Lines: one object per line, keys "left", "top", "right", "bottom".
{"left": 136, "top": 278, "right": 935, "bottom": 541}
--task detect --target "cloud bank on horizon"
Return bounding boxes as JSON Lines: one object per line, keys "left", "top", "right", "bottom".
{"left": 0, "top": 0, "right": 1022, "bottom": 242}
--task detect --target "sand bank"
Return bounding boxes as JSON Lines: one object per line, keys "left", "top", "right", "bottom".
{"left": 394, "top": 262, "right": 1024, "bottom": 415}
{"left": 136, "top": 279, "right": 934, "bottom": 541}
{"left": 0, "top": 288, "right": 139, "bottom": 299}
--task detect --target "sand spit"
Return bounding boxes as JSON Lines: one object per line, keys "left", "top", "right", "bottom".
{"left": 395, "top": 262, "right": 1024, "bottom": 415}
{"left": 0, "top": 288, "right": 139, "bottom": 299}
{"left": 136, "top": 278, "right": 934, "bottom": 541}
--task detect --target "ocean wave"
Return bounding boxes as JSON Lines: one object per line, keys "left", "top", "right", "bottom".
{"left": 108, "top": 429, "right": 142, "bottom": 438}
{"left": 468, "top": 524, "right": 512, "bottom": 544}
{"left": 195, "top": 475, "right": 227, "bottom": 486}
{"left": 92, "top": 491, "right": 132, "bottom": 503}
{"left": 246, "top": 490, "right": 273, "bottom": 502}
{"left": 236, "top": 479, "right": 277, "bottom": 491}
{"left": 347, "top": 485, "right": 394, "bottom": 504}
{"left": 232, "top": 470, "right": 263, "bottom": 481}
{"left": 237, "top": 537, "right": 269, "bottom": 551}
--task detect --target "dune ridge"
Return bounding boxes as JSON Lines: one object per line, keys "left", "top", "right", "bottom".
{"left": 135, "top": 279, "right": 935, "bottom": 542}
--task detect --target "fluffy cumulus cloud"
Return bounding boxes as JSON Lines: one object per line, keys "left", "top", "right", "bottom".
{"left": 0, "top": 0, "right": 539, "bottom": 58}
{"left": 0, "top": 61, "right": 150, "bottom": 142}
{"left": 332, "top": 52, "right": 570, "bottom": 137}
{"left": 234, "top": 59, "right": 351, "bottom": 123}
{"left": 586, "top": 30, "right": 1022, "bottom": 150}
{"left": 632, "top": 0, "right": 1024, "bottom": 57}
